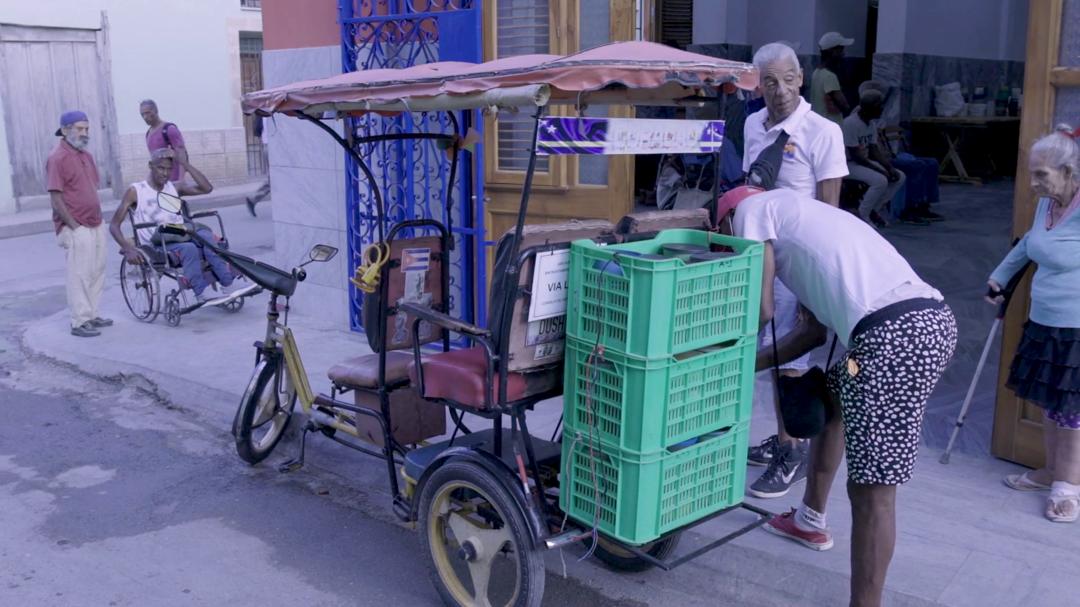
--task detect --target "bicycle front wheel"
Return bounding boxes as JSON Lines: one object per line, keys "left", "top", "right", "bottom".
{"left": 233, "top": 356, "right": 297, "bottom": 464}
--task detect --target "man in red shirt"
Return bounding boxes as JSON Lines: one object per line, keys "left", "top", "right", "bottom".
{"left": 47, "top": 110, "right": 110, "bottom": 337}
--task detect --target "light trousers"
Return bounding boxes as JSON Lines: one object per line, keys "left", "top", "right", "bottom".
{"left": 847, "top": 161, "right": 907, "bottom": 220}
{"left": 57, "top": 224, "right": 107, "bottom": 328}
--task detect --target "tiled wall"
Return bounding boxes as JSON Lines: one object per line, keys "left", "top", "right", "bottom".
{"left": 118, "top": 127, "right": 252, "bottom": 188}
{"left": 872, "top": 53, "right": 1026, "bottom": 125}
{"left": 263, "top": 44, "right": 351, "bottom": 330}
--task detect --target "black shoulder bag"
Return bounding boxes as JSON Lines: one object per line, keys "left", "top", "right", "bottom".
{"left": 771, "top": 319, "right": 839, "bottom": 439}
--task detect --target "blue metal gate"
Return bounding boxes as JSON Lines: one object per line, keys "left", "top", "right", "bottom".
{"left": 338, "top": 0, "right": 486, "bottom": 335}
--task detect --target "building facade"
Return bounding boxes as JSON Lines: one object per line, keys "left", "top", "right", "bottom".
{"left": 0, "top": 0, "right": 265, "bottom": 216}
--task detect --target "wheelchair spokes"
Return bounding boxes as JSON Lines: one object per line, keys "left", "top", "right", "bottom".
{"left": 119, "top": 255, "right": 161, "bottom": 323}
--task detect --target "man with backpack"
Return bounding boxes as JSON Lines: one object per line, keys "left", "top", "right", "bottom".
{"left": 141, "top": 99, "right": 187, "bottom": 183}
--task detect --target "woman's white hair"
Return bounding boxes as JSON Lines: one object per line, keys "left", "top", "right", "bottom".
{"left": 1030, "top": 124, "right": 1080, "bottom": 179}
{"left": 753, "top": 42, "right": 800, "bottom": 73}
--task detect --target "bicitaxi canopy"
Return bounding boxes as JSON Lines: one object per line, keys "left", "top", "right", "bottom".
{"left": 242, "top": 41, "right": 758, "bottom": 117}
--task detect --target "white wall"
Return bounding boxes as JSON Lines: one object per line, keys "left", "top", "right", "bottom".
{"left": 692, "top": 0, "right": 748, "bottom": 46}
{"left": 693, "top": 0, "right": 867, "bottom": 57}
{"left": 747, "top": 0, "right": 816, "bottom": 54}
{"left": 0, "top": 1, "right": 261, "bottom": 132}
{"left": 877, "top": 0, "right": 1028, "bottom": 60}
{"left": 0, "top": 1, "right": 262, "bottom": 212}
{"left": 814, "top": 0, "right": 868, "bottom": 58}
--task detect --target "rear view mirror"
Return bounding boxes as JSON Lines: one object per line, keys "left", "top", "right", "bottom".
{"left": 309, "top": 244, "right": 338, "bottom": 263}
{"left": 157, "top": 191, "right": 184, "bottom": 214}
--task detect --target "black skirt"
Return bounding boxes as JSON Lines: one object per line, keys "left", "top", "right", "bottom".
{"left": 1006, "top": 321, "right": 1080, "bottom": 414}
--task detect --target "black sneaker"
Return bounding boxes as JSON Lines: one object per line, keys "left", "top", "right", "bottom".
{"left": 748, "top": 435, "right": 779, "bottom": 467}
{"left": 917, "top": 209, "right": 945, "bottom": 222}
{"left": 70, "top": 322, "right": 101, "bottom": 338}
{"left": 748, "top": 441, "right": 807, "bottom": 499}
{"left": 869, "top": 210, "right": 890, "bottom": 228}
{"left": 89, "top": 317, "right": 113, "bottom": 328}
{"left": 897, "top": 211, "right": 930, "bottom": 226}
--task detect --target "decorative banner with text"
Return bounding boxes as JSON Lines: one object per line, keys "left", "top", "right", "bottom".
{"left": 536, "top": 117, "right": 725, "bottom": 156}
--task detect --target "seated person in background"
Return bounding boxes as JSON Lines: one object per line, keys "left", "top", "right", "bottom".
{"left": 856, "top": 81, "right": 944, "bottom": 223}
{"left": 880, "top": 131, "right": 944, "bottom": 223}
{"left": 109, "top": 149, "right": 235, "bottom": 304}
{"left": 842, "top": 90, "right": 905, "bottom": 227}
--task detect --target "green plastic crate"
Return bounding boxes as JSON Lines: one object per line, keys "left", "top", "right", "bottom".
{"left": 566, "top": 230, "right": 763, "bottom": 359}
{"left": 562, "top": 335, "right": 755, "bottom": 453}
{"left": 559, "top": 422, "right": 749, "bottom": 545}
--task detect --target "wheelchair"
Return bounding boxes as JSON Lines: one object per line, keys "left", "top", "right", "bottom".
{"left": 119, "top": 197, "right": 259, "bottom": 327}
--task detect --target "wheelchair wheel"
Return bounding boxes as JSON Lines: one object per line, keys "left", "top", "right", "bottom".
{"left": 164, "top": 293, "right": 182, "bottom": 327}
{"left": 419, "top": 461, "right": 544, "bottom": 607}
{"left": 219, "top": 296, "right": 244, "bottom": 313}
{"left": 119, "top": 255, "right": 160, "bottom": 323}
{"left": 234, "top": 357, "right": 297, "bottom": 464}
{"left": 586, "top": 532, "right": 681, "bottom": 573}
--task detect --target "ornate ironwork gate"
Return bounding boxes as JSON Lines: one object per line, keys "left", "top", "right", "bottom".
{"left": 338, "top": 0, "right": 485, "bottom": 334}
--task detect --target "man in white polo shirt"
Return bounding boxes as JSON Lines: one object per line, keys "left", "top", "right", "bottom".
{"left": 741, "top": 42, "right": 848, "bottom": 500}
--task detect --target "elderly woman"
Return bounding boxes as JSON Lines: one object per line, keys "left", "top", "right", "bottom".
{"left": 991, "top": 125, "right": 1080, "bottom": 523}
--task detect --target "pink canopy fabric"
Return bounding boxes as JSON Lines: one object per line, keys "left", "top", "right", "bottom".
{"left": 243, "top": 41, "right": 757, "bottom": 116}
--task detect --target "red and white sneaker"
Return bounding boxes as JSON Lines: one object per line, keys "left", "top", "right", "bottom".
{"left": 763, "top": 508, "right": 834, "bottom": 551}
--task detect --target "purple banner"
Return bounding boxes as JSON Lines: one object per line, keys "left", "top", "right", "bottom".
{"left": 537, "top": 117, "right": 725, "bottom": 156}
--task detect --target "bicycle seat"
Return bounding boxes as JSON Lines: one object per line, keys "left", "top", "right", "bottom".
{"left": 328, "top": 350, "right": 415, "bottom": 389}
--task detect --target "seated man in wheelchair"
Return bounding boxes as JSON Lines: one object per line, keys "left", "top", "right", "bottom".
{"left": 109, "top": 149, "right": 237, "bottom": 303}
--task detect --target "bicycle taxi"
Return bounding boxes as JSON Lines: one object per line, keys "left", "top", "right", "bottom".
{"left": 231, "top": 41, "right": 770, "bottom": 607}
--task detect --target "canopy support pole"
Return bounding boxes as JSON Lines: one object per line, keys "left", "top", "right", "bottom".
{"left": 507, "top": 108, "right": 544, "bottom": 269}
{"left": 296, "top": 112, "right": 386, "bottom": 242}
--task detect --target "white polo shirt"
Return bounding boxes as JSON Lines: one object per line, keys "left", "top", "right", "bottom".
{"left": 743, "top": 98, "right": 848, "bottom": 197}
{"left": 733, "top": 189, "right": 942, "bottom": 346}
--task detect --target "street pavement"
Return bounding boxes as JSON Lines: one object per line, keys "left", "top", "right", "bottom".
{"left": 2, "top": 191, "right": 1078, "bottom": 606}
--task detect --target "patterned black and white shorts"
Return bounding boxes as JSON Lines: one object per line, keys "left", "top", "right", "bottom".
{"left": 827, "top": 304, "right": 957, "bottom": 485}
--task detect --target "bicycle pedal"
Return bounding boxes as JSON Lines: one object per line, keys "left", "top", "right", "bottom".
{"left": 278, "top": 459, "right": 304, "bottom": 473}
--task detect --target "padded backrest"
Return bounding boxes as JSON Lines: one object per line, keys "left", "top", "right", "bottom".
{"left": 488, "top": 220, "right": 615, "bottom": 372}
{"left": 615, "top": 208, "right": 711, "bottom": 235}
{"left": 362, "top": 234, "right": 447, "bottom": 353}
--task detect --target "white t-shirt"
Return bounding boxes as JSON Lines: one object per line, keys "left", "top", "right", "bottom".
{"left": 841, "top": 110, "right": 877, "bottom": 161}
{"left": 131, "top": 180, "right": 183, "bottom": 244}
{"left": 733, "top": 189, "right": 942, "bottom": 346}
{"left": 743, "top": 97, "right": 848, "bottom": 198}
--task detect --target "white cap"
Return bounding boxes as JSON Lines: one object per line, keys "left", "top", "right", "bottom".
{"left": 819, "top": 32, "right": 854, "bottom": 50}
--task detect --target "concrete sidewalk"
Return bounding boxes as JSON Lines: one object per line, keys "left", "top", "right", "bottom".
{"left": 8, "top": 189, "right": 1078, "bottom": 606}
{"left": 0, "top": 180, "right": 265, "bottom": 240}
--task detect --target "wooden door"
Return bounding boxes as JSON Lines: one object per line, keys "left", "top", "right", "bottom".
{"left": 482, "top": 0, "right": 635, "bottom": 252}
{"left": 992, "top": 0, "right": 1074, "bottom": 467}
{"left": 0, "top": 23, "right": 120, "bottom": 205}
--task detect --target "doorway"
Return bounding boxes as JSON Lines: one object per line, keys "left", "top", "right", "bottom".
{"left": 0, "top": 23, "right": 120, "bottom": 208}
{"left": 239, "top": 32, "right": 267, "bottom": 177}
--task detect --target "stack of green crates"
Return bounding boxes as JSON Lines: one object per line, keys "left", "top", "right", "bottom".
{"left": 560, "top": 229, "right": 764, "bottom": 545}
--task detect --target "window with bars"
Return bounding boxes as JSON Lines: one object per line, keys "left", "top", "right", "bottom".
{"left": 495, "top": 0, "right": 549, "bottom": 172}
{"left": 241, "top": 0, "right": 262, "bottom": 9}
{"left": 660, "top": 0, "right": 692, "bottom": 49}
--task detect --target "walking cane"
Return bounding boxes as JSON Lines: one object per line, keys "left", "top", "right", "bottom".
{"left": 940, "top": 260, "right": 1032, "bottom": 464}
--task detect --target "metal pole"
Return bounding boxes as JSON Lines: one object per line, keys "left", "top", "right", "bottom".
{"left": 507, "top": 108, "right": 545, "bottom": 263}
{"left": 940, "top": 257, "right": 1032, "bottom": 464}
{"left": 940, "top": 317, "right": 1000, "bottom": 464}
